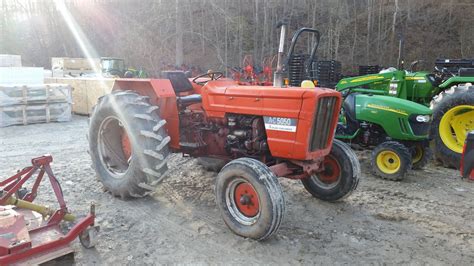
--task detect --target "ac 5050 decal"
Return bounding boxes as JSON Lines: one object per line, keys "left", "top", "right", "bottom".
{"left": 263, "top": 116, "right": 297, "bottom": 132}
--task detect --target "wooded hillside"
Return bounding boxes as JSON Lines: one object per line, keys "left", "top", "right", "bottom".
{"left": 1, "top": 0, "right": 473, "bottom": 75}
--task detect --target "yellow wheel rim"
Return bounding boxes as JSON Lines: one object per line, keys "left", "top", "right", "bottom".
{"left": 439, "top": 105, "right": 474, "bottom": 153}
{"left": 376, "top": 150, "right": 401, "bottom": 174}
{"left": 412, "top": 145, "right": 423, "bottom": 164}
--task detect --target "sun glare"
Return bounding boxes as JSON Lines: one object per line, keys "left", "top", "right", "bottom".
{"left": 52, "top": 0, "right": 103, "bottom": 77}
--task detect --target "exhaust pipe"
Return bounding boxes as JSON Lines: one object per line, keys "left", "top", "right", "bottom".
{"left": 274, "top": 20, "right": 288, "bottom": 87}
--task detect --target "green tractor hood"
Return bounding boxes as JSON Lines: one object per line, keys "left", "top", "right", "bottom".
{"left": 354, "top": 94, "right": 432, "bottom": 140}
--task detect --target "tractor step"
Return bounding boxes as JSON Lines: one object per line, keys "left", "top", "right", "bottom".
{"left": 179, "top": 142, "right": 206, "bottom": 149}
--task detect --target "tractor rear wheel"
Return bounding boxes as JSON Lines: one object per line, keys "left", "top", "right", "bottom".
{"left": 301, "top": 139, "right": 360, "bottom": 202}
{"left": 89, "top": 90, "right": 170, "bottom": 198}
{"left": 430, "top": 85, "right": 474, "bottom": 169}
{"left": 410, "top": 142, "right": 432, "bottom": 170}
{"left": 371, "top": 141, "right": 412, "bottom": 180}
{"left": 215, "top": 158, "right": 284, "bottom": 241}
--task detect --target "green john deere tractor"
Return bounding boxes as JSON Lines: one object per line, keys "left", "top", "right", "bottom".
{"left": 336, "top": 90, "right": 432, "bottom": 180}
{"left": 336, "top": 59, "right": 474, "bottom": 169}
{"left": 100, "top": 57, "right": 148, "bottom": 78}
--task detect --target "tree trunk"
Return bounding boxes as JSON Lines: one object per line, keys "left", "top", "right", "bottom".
{"left": 175, "top": 0, "right": 184, "bottom": 66}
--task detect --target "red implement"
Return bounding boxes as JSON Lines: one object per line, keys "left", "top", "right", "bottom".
{"left": 0, "top": 155, "right": 98, "bottom": 265}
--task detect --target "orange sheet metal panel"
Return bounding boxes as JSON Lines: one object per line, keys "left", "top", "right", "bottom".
{"left": 293, "top": 88, "right": 342, "bottom": 160}
{"left": 202, "top": 82, "right": 342, "bottom": 160}
{"left": 113, "top": 79, "right": 180, "bottom": 150}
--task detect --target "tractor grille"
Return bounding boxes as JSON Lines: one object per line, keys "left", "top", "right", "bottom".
{"left": 310, "top": 96, "right": 338, "bottom": 151}
{"left": 409, "top": 120, "right": 431, "bottom": 136}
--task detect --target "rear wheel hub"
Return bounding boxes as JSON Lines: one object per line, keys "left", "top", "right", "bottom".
{"left": 98, "top": 116, "right": 131, "bottom": 177}
{"left": 439, "top": 105, "right": 474, "bottom": 153}
{"left": 121, "top": 129, "right": 132, "bottom": 161}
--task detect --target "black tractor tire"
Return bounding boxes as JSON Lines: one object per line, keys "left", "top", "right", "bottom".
{"left": 197, "top": 157, "right": 226, "bottom": 172}
{"left": 410, "top": 142, "right": 432, "bottom": 170}
{"left": 89, "top": 90, "right": 170, "bottom": 199}
{"left": 215, "top": 158, "right": 284, "bottom": 241}
{"left": 430, "top": 85, "right": 474, "bottom": 169}
{"left": 371, "top": 141, "right": 412, "bottom": 181}
{"left": 301, "top": 139, "right": 360, "bottom": 202}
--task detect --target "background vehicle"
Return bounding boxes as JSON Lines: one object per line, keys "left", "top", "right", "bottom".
{"left": 100, "top": 57, "right": 148, "bottom": 78}
{"left": 335, "top": 60, "right": 474, "bottom": 168}
{"left": 336, "top": 90, "right": 432, "bottom": 180}
{"left": 461, "top": 131, "right": 474, "bottom": 180}
{"left": 87, "top": 24, "right": 360, "bottom": 241}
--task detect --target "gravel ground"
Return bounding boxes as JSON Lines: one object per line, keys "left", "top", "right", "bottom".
{"left": 0, "top": 116, "right": 473, "bottom": 265}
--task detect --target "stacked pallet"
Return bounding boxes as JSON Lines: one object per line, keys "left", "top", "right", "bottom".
{"left": 0, "top": 84, "right": 72, "bottom": 127}
{"left": 45, "top": 77, "right": 115, "bottom": 115}
{"left": 358, "top": 65, "right": 381, "bottom": 76}
{"left": 0, "top": 54, "right": 22, "bottom": 67}
{"left": 313, "top": 60, "right": 342, "bottom": 88}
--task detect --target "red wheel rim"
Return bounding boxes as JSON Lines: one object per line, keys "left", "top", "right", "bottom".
{"left": 234, "top": 182, "right": 259, "bottom": 217}
{"left": 121, "top": 129, "right": 132, "bottom": 160}
{"left": 318, "top": 156, "right": 341, "bottom": 184}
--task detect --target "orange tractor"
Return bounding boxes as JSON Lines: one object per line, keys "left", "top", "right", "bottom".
{"left": 88, "top": 23, "right": 360, "bottom": 240}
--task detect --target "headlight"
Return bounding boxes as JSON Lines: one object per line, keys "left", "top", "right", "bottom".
{"left": 389, "top": 82, "right": 398, "bottom": 95}
{"left": 416, "top": 115, "right": 431, "bottom": 123}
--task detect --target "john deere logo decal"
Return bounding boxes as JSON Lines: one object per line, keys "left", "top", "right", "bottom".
{"left": 350, "top": 75, "right": 384, "bottom": 83}
{"left": 264, "top": 116, "right": 297, "bottom": 132}
{"left": 367, "top": 104, "right": 408, "bottom": 116}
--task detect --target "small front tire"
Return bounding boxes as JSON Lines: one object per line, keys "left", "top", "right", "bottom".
{"left": 371, "top": 141, "right": 412, "bottom": 180}
{"left": 301, "top": 139, "right": 361, "bottom": 202}
{"left": 215, "top": 158, "right": 284, "bottom": 241}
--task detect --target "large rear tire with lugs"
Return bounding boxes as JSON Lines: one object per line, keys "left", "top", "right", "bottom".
{"left": 301, "top": 139, "right": 360, "bottom": 202}
{"left": 430, "top": 85, "right": 474, "bottom": 168}
{"left": 215, "top": 158, "right": 285, "bottom": 241}
{"left": 89, "top": 90, "right": 170, "bottom": 199}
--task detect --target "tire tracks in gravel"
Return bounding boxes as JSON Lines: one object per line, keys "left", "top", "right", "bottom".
{"left": 123, "top": 155, "right": 262, "bottom": 261}
{"left": 157, "top": 155, "right": 227, "bottom": 232}
{"left": 124, "top": 196, "right": 262, "bottom": 263}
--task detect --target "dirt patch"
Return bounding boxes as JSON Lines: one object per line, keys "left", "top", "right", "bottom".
{"left": 0, "top": 116, "right": 473, "bottom": 264}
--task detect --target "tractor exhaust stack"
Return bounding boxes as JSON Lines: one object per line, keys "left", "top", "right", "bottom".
{"left": 274, "top": 20, "right": 288, "bottom": 87}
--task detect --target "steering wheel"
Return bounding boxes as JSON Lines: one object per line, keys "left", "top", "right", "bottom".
{"left": 192, "top": 71, "right": 224, "bottom": 85}
{"left": 435, "top": 66, "right": 454, "bottom": 78}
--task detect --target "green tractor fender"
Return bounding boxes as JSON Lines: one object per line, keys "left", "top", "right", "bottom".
{"left": 353, "top": 94, "right": 432, "bottom": 140}
{"left": 439, "top": 76, "right": 474, "bottom": 89}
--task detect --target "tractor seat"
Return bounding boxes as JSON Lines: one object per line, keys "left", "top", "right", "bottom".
{"left": 337, "top": 93, "right": 359, "bottom": 135}
{"left": 161, "top": 71, "right": 194, "bottom": 93}
{"left": 343, "top": 93, "right": 358, "bottom": 124}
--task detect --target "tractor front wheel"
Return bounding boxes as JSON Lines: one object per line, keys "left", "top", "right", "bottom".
{"left": 371, "top": 141, "right": 412, "bottom": 180}
{"left": 431, "top": 85, "right": 474, "bottom": 168}
{"left": 215, "top": 158, "right": 284, "bottom": 241}
{"left": 89, "top": 90, "right": 170, "bottom": 198}
{"left": 301, "top": 139, "right": 360, "bottom": 202}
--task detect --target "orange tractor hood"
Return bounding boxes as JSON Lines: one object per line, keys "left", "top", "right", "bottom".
{"left": 201, "top": 80, "right": 342, "bottom": 160}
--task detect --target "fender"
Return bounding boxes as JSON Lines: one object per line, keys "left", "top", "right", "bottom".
{"left": 439, "top": 76, "right": 474, "bottom": 89}
{"left": 112, "top": 78, "right": 181, "bottom": 149}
